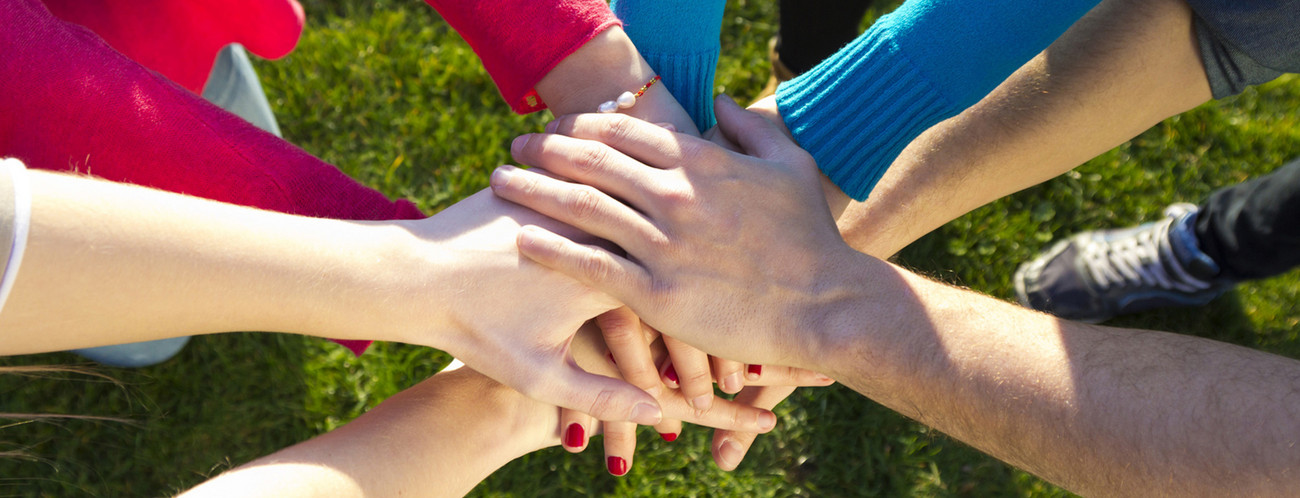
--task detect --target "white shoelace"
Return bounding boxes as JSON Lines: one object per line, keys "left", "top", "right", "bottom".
{"left": 1081, "top": 217, "right": 1212, "bottom": 293}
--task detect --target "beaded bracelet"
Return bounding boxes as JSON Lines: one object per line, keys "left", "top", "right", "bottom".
{"left": 597, "top": 75, "right": 662, "bottom": 113}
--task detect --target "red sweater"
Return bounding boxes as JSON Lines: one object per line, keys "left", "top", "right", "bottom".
{"left": 425, "top": 0, "right": 620, "bottom": 113}
{"left": 0, "top": 0, "right": 615, "bottom": 354}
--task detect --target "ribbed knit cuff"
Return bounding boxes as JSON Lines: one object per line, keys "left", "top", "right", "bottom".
{"left": 777, "top": 28, "right": 956, "bottom": 201}
{"left": 641, "top": 48, "right": 719, "bottom": 131}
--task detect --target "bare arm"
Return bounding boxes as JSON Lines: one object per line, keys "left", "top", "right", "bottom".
{"left": 490, "top": 102, "right": 1300, "bottom": 495}
{"left": 809, "top": 251, "right": 1300, "bottom": 496}
{"left": 178, "top": 323, "right": 817, "bottom": 497}
{"left": 837, "top": 0, "right": 1211, "bottom": 257}
{"left": 1, "top": 168, "right": 667, "bottom": 424}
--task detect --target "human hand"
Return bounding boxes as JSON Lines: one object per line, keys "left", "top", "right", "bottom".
{"left": 381, "top": 188, "right": 661, "bottom": 425}
{"left": 557, "top": 319, "right": 833, "bottom": 475}
{"left": 703, "top": 95, "right": 849, "bottom": 217}
{"left": 489, "top": 95, "right": 855, "bottom": 369}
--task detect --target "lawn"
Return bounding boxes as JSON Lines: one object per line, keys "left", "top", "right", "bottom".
{"left": 3, "top": 0, "right": 1299, "bottom": 496}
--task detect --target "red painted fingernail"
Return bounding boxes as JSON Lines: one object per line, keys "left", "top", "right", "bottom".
{"left": 660, "top": 432, "right": 678, "bottom": 442}
{"left": 564, "top": 423, "right": 585, "bottom": 448}
{"left": 664, "top": 365, "right": 679, "bottom": 384}
{"left": 747, "top": 365, "right": 762, "bottom": 377}
{"left": 607, "top": 456, "right": 628, "bottom": 476}
{"left": 607, "top": 351, "right": 617, "bottom": 365}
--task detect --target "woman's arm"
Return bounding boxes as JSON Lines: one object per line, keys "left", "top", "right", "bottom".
{"left": 1, "top": 166, "right": 665, "bottom": 424}
{"left": 424, "top": 0, "right": 697, "bottom": 133}
{"left": 178, "top": 323, "right": 817, "bottom": 497}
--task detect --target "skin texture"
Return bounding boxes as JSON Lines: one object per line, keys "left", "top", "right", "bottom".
{"left": 836, "top": 0, "right": 1211, "bottom": 258}
{"left": 180, "top": 323, "right": 829, "bottom": 497}
{"left": 490, "top": 97, "right": 1300, "bottom": 496}
{"left": 1, "top": 169, "right": 657, "bottom": 426}
{"left": 536, "top": 25, "right": 797, "bottom": 472}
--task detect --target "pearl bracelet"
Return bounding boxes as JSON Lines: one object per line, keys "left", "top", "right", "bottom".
{"left": 597, "top": 75, "right": 662, "bottom": 113}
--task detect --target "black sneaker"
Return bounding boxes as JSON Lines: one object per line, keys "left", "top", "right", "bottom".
{"left": 1014, "top": 203, "right": 1234, "bottom": 323}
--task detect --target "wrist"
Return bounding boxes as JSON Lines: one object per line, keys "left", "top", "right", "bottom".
{"left": 535, "top": 27, "right": 698, "bottom": 134}
{"left": 790, "top": 249, "right": 901, "bottom": 378}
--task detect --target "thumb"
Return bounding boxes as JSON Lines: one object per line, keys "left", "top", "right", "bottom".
{"left": 713, "top": 94, "right": 799, "bottom": 162}
{"left": 532, "top": 362, "right": 664, "bottom": 425}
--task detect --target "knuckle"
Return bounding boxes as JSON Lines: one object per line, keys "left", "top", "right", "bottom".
{"left": 588, "top": 388, "right": 616, "bottom": 419}
{"left": 564, "top": 187, "right": 602, "bottom": 221}
{"left": 578, "top": 247, "right": 610, "bottom": 283}
{"left": 600, "top": 114, "right": 637, "bottom": 144}
{"left": 597, "top": 313, "right": 639, "bottom": 340}
{"left": 573, "top": 144, "right": 609, "bottom": 176}
{"left": 681, "top": 369, "right": 713, "bottom": 390}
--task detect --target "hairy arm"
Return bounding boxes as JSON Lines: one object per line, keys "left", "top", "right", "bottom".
{"left": 838, "top": 0, "right": 1212, "bottom": 257}
{"left": 490, "top": 102, "right": 1300, "bottom": 496}
{"left": 808, "top": 251, "right": 1300, "bottom": 495}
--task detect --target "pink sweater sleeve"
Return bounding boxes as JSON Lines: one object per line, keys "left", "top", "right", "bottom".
{"left": 424, "top": 0, "right": 621, "bottom": 113}
{"left": 41, "top": 0, "right": 306, "bottom": 94}
{"left": 2, "top": 0, "right": 424, "bottom": 355}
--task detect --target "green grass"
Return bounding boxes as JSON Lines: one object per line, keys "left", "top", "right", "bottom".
{"left": 3, "top": 0, "right": 1299, "bottom": 496}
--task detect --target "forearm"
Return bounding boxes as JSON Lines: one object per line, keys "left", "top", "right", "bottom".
{"left": 814, "top": 253, "right": 1300, "bottom": 495}
{"left": 777, "top": 0, "right": 1101, "bottom": 201}
{"left": 837, "top": 0, "right": 1211, "bottom": 257}
{"left": 180, "top": 368, "right": 552, "bottom": 498}
{"left": 0, "top": 171, "right": 417, "bottom": 354}
{"left": 611, "top": 0, "right": 725, "bottom": 131}
{"left": 536, "top": 27, "right": 697, "bottom": 134}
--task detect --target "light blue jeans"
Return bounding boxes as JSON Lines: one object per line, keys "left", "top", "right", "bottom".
{"left": 73, "top": 44, "right": 281, "bottom": 368}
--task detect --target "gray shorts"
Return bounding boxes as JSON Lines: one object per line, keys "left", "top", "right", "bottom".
{"left": 1189, "top": 0, "right": 1300, "bottom": 98}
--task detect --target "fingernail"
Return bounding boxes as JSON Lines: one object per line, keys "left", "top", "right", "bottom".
{"left": 564, "top": 423, "right": 585, "bottom": 448}
{"left": 654, "top": 122, "right": 677, "bottom": 132}
{"left": 722, "top": 372, "right": 743, "bottom": 394}
{"left": 718, "top": 439, "right": 744, "bottom": 470}
{"left": 630, "top": 402, "right": 662, "bottom": 425}
{"left": 489, "top": 165, "right": 515, "bottom": 189}
{"left": 606, "top": 351, "right": 617, "bottom": 365}
{"left": 545, "top": 120, "right": 559, "bottom": 133}
{"left": 607, "top": 456, "right": 629, "bottom": 476}
{"left": 660, "top": 432, "right": 678, "bottom": 442}
{"left": 758, "top": 410, "right": 776, "bottom": 431}
{"left": 746, "top": 365, "right": 762, "bottom": 380}
{"left": 663, "top": 365, "right": 679, "bottom": 385}
{"left": 690, "top": 394, "right": 713, "bottom": 413}
{"left": 816, "top": 374, "right": 835, "bottom": 384}
{"left": 511, "top": 134, "right": 530, "bottom": 155}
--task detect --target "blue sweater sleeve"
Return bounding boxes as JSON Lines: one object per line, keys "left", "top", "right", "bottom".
{"left": 611, "top": 0, "right": 725, "bottom": 132}
{"left": 777, "top": 0, "right": 1102, "bottom": 201}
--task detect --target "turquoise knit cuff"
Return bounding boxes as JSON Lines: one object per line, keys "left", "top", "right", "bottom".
{"left": 641, "top": 48, "right": 719, "bottom": 131}
{"left": 777, "top": 28, "right": 957, "bottom": 201}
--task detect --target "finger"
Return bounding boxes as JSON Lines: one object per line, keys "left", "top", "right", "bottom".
{"left": 662, "top": 335, "right": 717, "bottom": 413}
{"left": 654, "top": 417, "right": 682, "bottom": 443}
{"left": 491, "top": 165, "right": 660, "bottom": 255}
{"left": 525, "top": 360, "right": 662, "bottom": 426}
{"left": 598, "top": 307, "right": 663, "bottom": 398}
{"left": 702, "top": 125, "right": 743, "bottom": 153}
{"left": 510, "top": 132, "right": 662, "bottom": 207}
{"left": 712, "top": 94, "right": 802, "bottom": 163}
{"left": 742, "top": 366, "right": 836, "bottom": 388}
{"left": 712, "top": 386, "right": 797, "bottom": 471}
{"left": 712, "top": 356, "right": 747, "bottom": 395}
{"left": 656, "top": 388, "right": 778, "bottom": 434}
{"left": 559, "top": 408, "right": 595, "bottom": 453}
{"left": 546, "top": 113, "right": 687, "bottom": 170}
{"left": 514, "top": 226, "right": 650, "bottom": 306}
{"left": 602, "top": 420, "right": 636, "bottom": 476}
